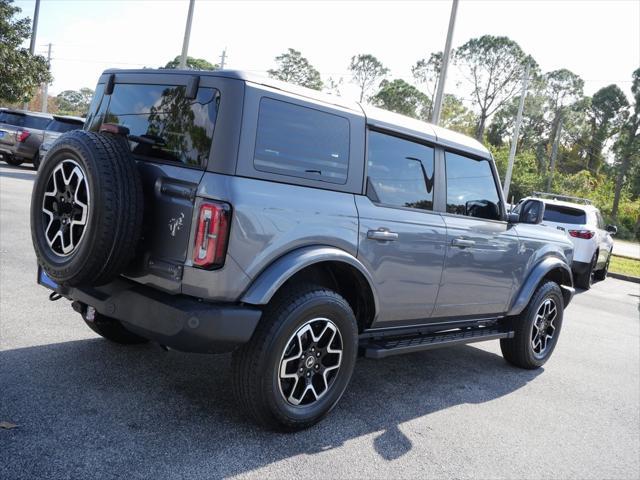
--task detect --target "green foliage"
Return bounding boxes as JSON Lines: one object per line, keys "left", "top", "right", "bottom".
{"left": 440, "top": 94, "right": 476, "bottom": 136}
{"left": 371, "top": 79, "right": 429, "bottom": 119}
{"left": 412, "top": 52, "right": 442, "bottom": 118}
{"left": 164, "top": 56, "right": 218, "bottom": 70}
{"left": 454, "top": 35, "right": 532, "bottom": 140}
{"left": 491, "top": 145, "right": 544, "bottom": 202}
{"left": 268, "top": 48, "right": 322, "bottom": 90}
{"left": 55, "top": 88, "right": 94, "bottom": 116}
{"left": 349, "top": 54, "right": 388, "bottom": 102}
{"left": 0, "top": 0, "right": 52, "bottom": 103}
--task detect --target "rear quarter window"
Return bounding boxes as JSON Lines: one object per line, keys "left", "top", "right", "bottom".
{"left": 97, "top": 83, "right": 220, "bottom": 168}
{"left": 253, "top": 98, "right": 350, "bottom": 184}
{"left": 0, "top": 112, "right": 26, "bottom": 127}
{"left": 543, "top": 205, "right": 586, "bottom": 224}
{"left": 23, "top": 116, "right": 52, "bottom": 130}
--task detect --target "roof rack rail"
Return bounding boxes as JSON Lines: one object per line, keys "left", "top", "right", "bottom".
{"left": 531, "top": 191, "right": 593, "bottom": 205}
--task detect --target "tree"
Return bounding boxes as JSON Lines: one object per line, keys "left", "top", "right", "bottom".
{"left": 372, "top": 79, "right": 429, "bottom": 119}
{"left": 55, "top": 88, "right": 94, "bottom": 116}
{"left": 440, "top": 94, "right": 476, "bottom": 136}
{"left": 585, "top": 84, "right": 629, "bottom": 172}
{"left": 164, "top": 55, "right": 218, "bottom": 70}
{"left": 612, "top": 68, "right": 640, "bottom": 220}
{"left": 454, "top": 35, "right": 531, "bottom": 140}
{"left": 268, "top": 48, "right": 322, "bottom": 90}
{"left": 349, "top": 54, "right": 388, "bottom": 103}
{"left": 0, "top": 0, "right": 51, "bottom": 103}
{"left": 324, "top": 77, "right": 344, "bottom": 97}
{"left": 412, "top": 52, "right": 442, "bottom": 119}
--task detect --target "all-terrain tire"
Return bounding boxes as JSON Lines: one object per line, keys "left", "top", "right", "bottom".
{"left": 500, "top": 281, "right": 564, "bottom": 369}
{"left": 30, "top": 130, "right": 144, "bottom": 287}
{"left": 231, "top": 283, "right": 358, "bottom": 431}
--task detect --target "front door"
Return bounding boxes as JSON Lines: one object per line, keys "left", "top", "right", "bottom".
{"left": 433, "top": 151, "right": 521, "bottom": 318}
{"left": 356, "top": 131, "right": 447, "bottom": 326}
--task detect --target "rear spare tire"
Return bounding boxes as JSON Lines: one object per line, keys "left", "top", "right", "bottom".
{"left": 30, "top": 130, "right": 143, "bottom": 287}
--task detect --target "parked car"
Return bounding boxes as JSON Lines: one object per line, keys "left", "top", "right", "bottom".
{"left": 31, "top": 69, "right": 575, "bottom": 430}
{"left": 0, "top": 108, "right": 52, "bottom": 168}
{"left": 516, "top": 192, "right": 616, "bottom": 289}
{"left": 37, "top": 115, "right": 85, "bottom": 169}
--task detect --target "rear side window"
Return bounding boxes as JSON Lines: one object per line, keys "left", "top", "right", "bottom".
{"left": 47, "top": 119, "right": 84, "bottom": 133}
{"left": 367, "top": 131, "right": 434, "bottom": 210}
{"left": 543, "top": 205, "right": 586, "bottom": 224}
{"left": 445, "top": 152, "right": 501, "bottom": 220}
{"left": 0, "top": 112, "right": 26, "bottom": 127}
{"left": 254, "top": 98, "right": 350, "bottom": 184}
{"left": 101, "top": 84, "right": 220, "bottom": 168}
{"left": 23, "top": 115, "right": 51, "bottom": 130}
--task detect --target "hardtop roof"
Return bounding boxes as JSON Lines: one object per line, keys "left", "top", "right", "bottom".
{"left": 100, "top": 68, "right": 491, "bottom": 159}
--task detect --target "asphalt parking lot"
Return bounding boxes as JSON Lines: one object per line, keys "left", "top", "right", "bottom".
{"left": 1, "top": 162, "right": 639, "bottom": 480}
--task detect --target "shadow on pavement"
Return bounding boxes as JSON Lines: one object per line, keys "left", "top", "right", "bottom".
{"left": 0, "top": 163, "right": 36, "bottom": 182}
{"left": 0, "top": 337, "right": 541, "bottom": 478}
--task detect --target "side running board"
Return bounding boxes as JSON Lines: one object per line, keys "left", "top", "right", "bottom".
{"left": 361, "top": 327, "right": 514, "bottom": 359}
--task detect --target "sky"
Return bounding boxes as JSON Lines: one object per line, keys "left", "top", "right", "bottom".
{"left": 13, "top": 0, "right": 640, "bottom": 105}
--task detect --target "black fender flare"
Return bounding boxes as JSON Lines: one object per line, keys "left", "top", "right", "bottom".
{"left": 507, "top": 256, "right": 574, "bottom": 316}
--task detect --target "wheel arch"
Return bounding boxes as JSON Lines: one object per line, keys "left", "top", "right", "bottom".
{"left": 507, "top": 256, "right": 574, "bottom": 316}
{"left": 240, "top": 246, "right": 379, "bottom": 332}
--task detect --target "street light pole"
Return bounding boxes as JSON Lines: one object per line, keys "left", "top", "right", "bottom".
{"left": 503, "top": 62, "right": 530, "bottom": 200}
{"left": 41, "top": 43, "right": 52, "bottom": 113}
{"left": 179, "top": 0, "right": 196, "bottom": 69}
{"left": 24, "top": 0, "right": 41, "bottom": 110}
{"left": 431, "top": 0, "right": 459, "bottom": 125}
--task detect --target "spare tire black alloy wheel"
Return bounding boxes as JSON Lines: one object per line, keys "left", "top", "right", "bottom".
{"left": 41, "top": 159, "right": 90, "bottom": 256}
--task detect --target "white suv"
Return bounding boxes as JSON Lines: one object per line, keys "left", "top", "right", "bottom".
{"left": 518, "top": 193, "right": 617, "bottom": 290}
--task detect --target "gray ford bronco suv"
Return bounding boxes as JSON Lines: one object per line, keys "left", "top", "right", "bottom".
{"left": 31, "top": 69, "right": 575, "bottom": 430}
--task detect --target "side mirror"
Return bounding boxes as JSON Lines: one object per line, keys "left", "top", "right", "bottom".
{"left": 605, "top": 224, "right": 618, "bottom": 235}
{"left": 515, "top": 199, "right": 545, "bottom": 224}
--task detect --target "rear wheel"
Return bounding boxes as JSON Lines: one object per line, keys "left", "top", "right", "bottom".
{"left": 575, "top": 252, "right": 596, "bottom": 290}
{"left": 231, "top": 284, "right": 358, "bottom": 431}
{"left": 500, "top": 281, "right": 564, "bottom": 369}
{"left": 594, "top": 250, "right": 611, "bottom": 281}
{"left": 4, "top": 156, "right": 23, "bottom": 167}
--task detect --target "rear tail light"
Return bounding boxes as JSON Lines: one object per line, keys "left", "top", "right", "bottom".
{"left": 568, "top": 230, "right": 595, "bottom": 239}
{"left": 193, "top": 201, "right": 230, "bottom": 269}
{"left": 16, "top": 130, "right": 30, "bottom": 142}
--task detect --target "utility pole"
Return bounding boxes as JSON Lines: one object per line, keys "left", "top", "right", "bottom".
{"left": 431, "top": 0, "right": 459, "bottom": 125}
{"left": 41, "top": 43, "right": 52, "bottom": 113}
{"left": 219, "top": 48, "right": 227, "bottom": 69}
{"left": 502, "top": 62, "right": 530, "bottom": 200}
{"left": 546, "top": 113, "right": 564, "bottom": 191}
{"left": 179, "top": 0, "right": 196, "bottom": 69}
{"left": 24, "top": 0, "right": 41, "bottom": 110}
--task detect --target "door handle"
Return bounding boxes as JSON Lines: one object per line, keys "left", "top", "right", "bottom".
{"left": 452, "top": 238, "right": 475, "bottom": 248}
{"left": 367, "top": 228, "right": 399, "bottom": 241}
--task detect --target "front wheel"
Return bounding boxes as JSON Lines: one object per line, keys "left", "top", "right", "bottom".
{"left": 231, "top": 284, "right": 358, "bottom": 431}
{"left": 500, "top": 281, "right": 564, "bottom": 369}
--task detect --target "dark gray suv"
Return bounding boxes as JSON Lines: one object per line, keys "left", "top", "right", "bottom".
{"left": 30, "top": 69, "right": 575, "bottom": 430}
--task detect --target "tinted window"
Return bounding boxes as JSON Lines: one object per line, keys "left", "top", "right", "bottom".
{"left": 100, "top": 84, "right": 219, "bottom": 168}
{"left": 0, "top": 111, "right": 25, "bottom": 126}
{"left": 254, "top": 98, "right": 350, "bottom": 184}
{"left": 367, "top": 131, "right": 434, "bottom": 210}
{"left": 543, "top": 205, "right": 586, "bottom": 224}
{"left": 446, "top": 152, "right": 500, "bottom": 220}
{"left": 23, "top": 115, "right": 51, "bottom": 130}
{"left": 47, "top": 119, "right": 84, "bottom": 133}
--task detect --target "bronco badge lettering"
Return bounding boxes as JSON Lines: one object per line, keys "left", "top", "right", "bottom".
{"left": 168, "top": 213, "right": 184, "bottom": 237}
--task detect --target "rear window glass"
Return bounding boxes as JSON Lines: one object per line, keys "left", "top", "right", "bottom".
{"left": 101, "top": 84, "right": 219, "bottom": 168}
{"left": 23, "top": 115, "right": 51, "bottom": 130}
{"left": 0, "top": 111, "right": 25, "bottom": 126}
{"left": 47, "top": 119, "right": 84, "bottom": 133}
{"left": 254, "top": 98, "right": 350, "bottom": 184}
{"left": 543, "top": 205, "right": 586, "bottom": 224}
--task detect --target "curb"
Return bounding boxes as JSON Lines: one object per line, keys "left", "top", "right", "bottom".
{"left": 608, "top": 272, "right": 640, "bottom": 284}
{"left": 612, "top": 253, "right": 640, "bottom": 261}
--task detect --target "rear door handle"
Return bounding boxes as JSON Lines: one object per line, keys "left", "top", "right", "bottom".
{"left": 367, "top": 229, "right": 399, "bottom": 241}
{"left": 452, "top": 238, "right": 475, "bottom": 248}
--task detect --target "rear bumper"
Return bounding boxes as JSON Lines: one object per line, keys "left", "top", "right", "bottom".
{"left": 41, "top": 274, "right": 262, "bottom": 353}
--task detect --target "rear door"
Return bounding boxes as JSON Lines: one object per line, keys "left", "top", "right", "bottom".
{"left": 86, "top": 75, "right": 221, "bottom": 292}
{"left": 356, "top": 130, "right": 446, "bottom": 326}
{"left": 433, "top": 151, "right": 522, "bottom": 318}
